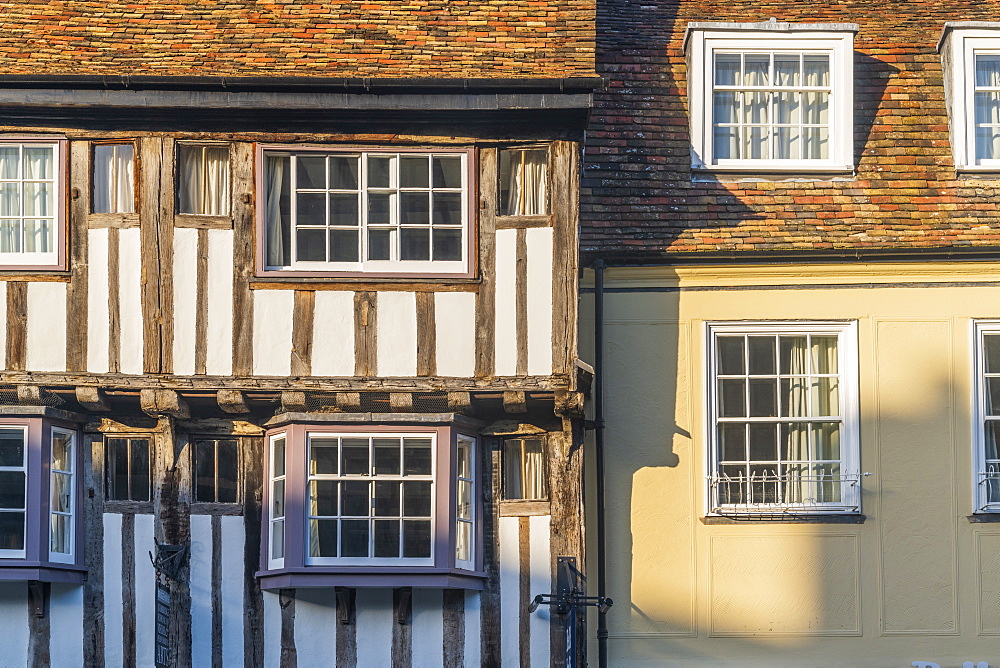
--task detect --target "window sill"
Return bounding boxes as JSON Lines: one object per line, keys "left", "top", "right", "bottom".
{"left": 691, "top": 167, "right": 855, "bottom": 182}
{"left": 249, "top": 275, "right": 480, "bottom": 291}
{"left": 968, "top": 513, "right": 1000, "bottom": 522}
{"left": 0, "top": 562, "right": 87, "bottom": 584}
{"left": 256, "top": 566, "right": 486, "bottom": 590}
{"left": 701, "top": 513, "right": 866, "bottom": 525}
{"left": 499, "top": 500, "right": 551, "bottom": 516}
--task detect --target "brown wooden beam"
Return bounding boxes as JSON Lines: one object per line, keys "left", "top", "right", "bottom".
{"left": 75, "top": 386, "right": 111, "bottom": 412}
{"left": 216, "top": 390, "right": 250, "bottom": 415}
{"left": 502, "top": 390, "right": 527, "bottom": 414}
{"left": 139, "top": 388, "right": 190, "bottom": 419}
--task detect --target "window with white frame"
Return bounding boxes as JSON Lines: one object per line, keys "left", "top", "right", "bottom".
{"left": 0, "top": 141, "right": 62, "bottom": 267}
{"left": 974, "top": 321, "right": 1000, "bottom": 511}
{"left": 49, "top": 428, "right": 75, "bottom": 562}
{"left": 685, "top": 22, "right": 856, "bottom": 171}
{"left": 0, "top": 427, "right": 26, "bottom": 558}
{"left": 455, "top": 435, "right": 475, "bottom": 567}
{"left": 92, "top": 143, "right": 135, "bottom": 214}
{"left": 261, "top": 149, "right": 469, "bottom": 274}
{"left": 939, "top": 24, "right": 1000, "bottom": 170}
{"left": 708, "top": 322, "right": 860, "bottom": 513}
{"left": 268, "top": 434, "right": 286, "bottom": 568}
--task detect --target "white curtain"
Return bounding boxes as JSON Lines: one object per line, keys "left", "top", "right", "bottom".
{"left": 179, "top": 146, "right": 229, "bottom": 216}
{"left": 22, "top": 146, "right": 52, "bottom": 253}
{"left": 504, "top": 438, "right": 545, "bottom": 499}
{"left": 265, "top": 155, "right": 287, "bottom": 267}
{"left": 504, "top": 150, "right": 547, "bottom": 216}
{"left": 977, "top": 56, "right": 1000, "bottom": 159}
{"left": 93, "top": 145, "right": 134, "bottom": 214}
{"left": 783, "top": 336, "right": 810, "bottom": 503}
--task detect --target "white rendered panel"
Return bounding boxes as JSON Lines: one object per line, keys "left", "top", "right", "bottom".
{"left": 135, "top": 514, "right": 156, "bottom": 665}
{"left": 172, "top": 227, "right": 198, "bottom": 376}
{"left": 464, "top": 590, "right": 481, "bottom": 668}
{"left": 0, "top": 283, "right": 7, "bottom": 370}
{"left": 355, "top": 589, "right": 393, "bottom": 667}
{"left": 499, "top": 515, "right": 520, "bottom": 667}
{"left": 0, "top": 583, "right": 28, "bottom": 666}
{"left": 411, "top": 589, "right": 444, "bottom": 668}
{"left": 263, "top": 591, "right": 281, "bottom": 668}
{"left": 526, "top": 227, "right": 554, "bottom": 375}
{"left": 529, "top": 514, "right": 552, "bottom": 667}
{"left": 103, "top": 513, "right": 124, "bottom": 667}
{"left": 376, "top": 291, "right": 417, "bottom": 376}
{"left": 221, "top": 515, "right": 245, "bottom": 667}
{"left": 86, "top": 229, "right": 110, "bottom": 373}
{"left": 252, "top": 290, "right": 294, "bottom": 376}
{"left": 26, "top": 281, "right": 66, "bottom": 371}
{"left": 494, "top": 229, "right": 518, "bottom": 375}
{"left": 189, "top": 514, "right": 212, "bottom": 667}
{"left": 293, "top": 589, "right": 339, "bottom": 664}
{"left": 311, "top": 291, "right": 355, "bottom": 376}
{"left": 206, "top": 229, "right": 234, "bottom": 376}
{"left": 118, "top": 227, "right": 144, "bottom": 374}
{"left": 49, "top": 583, "right": 84, "bottom": 667}
{"left": 435, "top": 292, "right": 476, "bottom": 377}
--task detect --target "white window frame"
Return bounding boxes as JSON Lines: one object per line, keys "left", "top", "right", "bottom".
{"left": 258, "top": 147, "right": 470, "bottom": 276}
{"left": 0, "top": 425, "right": 27, "bottom": 559}
{"left": 973, "top": 320, "right": 1000, "bottom": 512}
{"left": 939, "top": 24, "right": 1000, "bottom": 171}
{"left": 305, "top": 432, "right": 436, "bottom": 568}
{"left": 685, "top": 23, "right": 856, "bottom": 172}
{"left": 706, "top": 321, "right": 861, "bottom": 514}
{"left": 48, "top": 427, "right": 75, "bottom": 564}
{"left": 267, "top": 433, "right": 286, "bottom": 571}
{"left": 455, "top": 434, "right": 476, "bottom": 570}
{"left": 0, "top": 139, "right": 64, "bottom": 268}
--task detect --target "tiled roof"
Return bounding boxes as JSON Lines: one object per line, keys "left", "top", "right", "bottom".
{"left": 582, "top": 0, "right": 1000, "bottom": 257}
{"left": 0, "top": 1, "right": 595, "bottom": 78}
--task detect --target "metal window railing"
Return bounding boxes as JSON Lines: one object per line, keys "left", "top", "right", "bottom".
{"left": 709, "top": 470, "right": 862, "bottom": 514}
{"left": 977, "top": 465, "right": 1000, "bottom": 511}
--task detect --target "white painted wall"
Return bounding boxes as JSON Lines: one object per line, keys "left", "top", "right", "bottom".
{"left": 135, "top": 514, "right": 156, "bottom": 666}
{"left": 499, "top": 515, "right": 520, "bottom": 667}
{"left": 103, "top": 513, "right": 124, "bottom": 666}
{"left": 172, "top": 228, "right": 198, "bottom": 376}
{"left": 435, "top": 292, "right": 476, "bottom": 377}
{"left": 189, "top": 514, "right": 212, "bottom": 667}
{"left": 49, "top": 582, "right": 84, "bottom": 667}
{"left": 206, "top": 229, "right": 234, "bottom": 376}
{"left": 529, "top": 514, "right": 552, "bottom": 667}
{"left": 376, "top": 291, "right": 417, "bottom": 376}
{"left": 311, "top": 291, "right": 355, "bottom": 376}
{"left": 252, "top": 290, "right": 294, "bottom": 376}
{"left": 355, "top": 588, "right": 393, "bottom": 667}
{"left": 86, "top": 229, "right": 110, "bottom": 373}
{"left": 292, "top": 589, "right": 339, "bottom": 664}
{"left": 526, "top": 227, "right": 554, "bottom": 376}
{"left": 262, "top": 591, "right": 281, "bottom": 668}
{"left": 465, "top": 590, "right": 482, "bottom": 667}
{"left": 25, "top": 280, "right": 66, "bottom": 372}
{"left": 221, "top": 515, "right": 245, "bottom": 667}
{"left": 494, "top": 229, "right": 518, "bottom": 376}
{"left": 411, "top": 589, "right": 444, "bottom": 668}
{"left": 0, "top": 583, "right": 28, "bottom": 666}
{"left": 118, "top": 227, "right": 144, "bottom": 374}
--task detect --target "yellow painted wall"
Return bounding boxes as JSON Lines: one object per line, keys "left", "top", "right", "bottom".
{"left": 580, "top": 262, "right": 1000, "bottom": 668}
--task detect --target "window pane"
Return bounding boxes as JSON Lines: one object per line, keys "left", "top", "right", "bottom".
{"left": 374, "top": 481, "right": 401, "bottom": 517}
{"left": 986, "top": 335, "right": 1000, "bottom": 374}
{"left": 747, "top": 336, "right": 775, "bottom": 374}
{"left": 813, "top": 423, "right": 841, "bottom": 460}
{"left": 272, "top": 480, "right": 285, "bottom": 518}
{"left": 329, "top": 193, "right": 359, "bottom": 226}
{"left": 433, "top": 192, "right": 462, "bottom": 225}
{"left": 779, "top": 336, "right": 808, "bottom": 373}
{"left": 0, "top": 429, "right": 24, "bottom": 467}
{"left": 399, "top": 156, "right": 429, "bottom": 188}
{"left": 400, "top": 192, "right": 429, "bottom": 225}
{"left": 400, "top": 228, "right": 430, "bottom": 261}
{"left": 748, "top": 423, "right": 777, "bottom": 461}
{"left": 50, "top": 514, "right": 69, "bottom": 554}
{"left": 718, "top": 379, "right": 746, "bottom": 417}
{"left": 402, "top": 481, "right": 432, "bottom": 517}
{"left": 773, "top": 54, "right": 799, "bottom": 86}
{"left": 456, "top": 522, "right": 472, "bottom": 562}
{"left": 368, "top": 157, "right": 391, "bottom": 189}
{"left": 368, "top": 229, "right": 391, "bottom": 261}
{"left": 713, "top": 126, "right": 738, "bottom": 160}
{"left": 810, "top": 377, "right": 840, "bottom": 416}
{"left": 368, "top": 193, "right": 391, "bottom": 225}
{"left": 264, "top": 155, "right": 291, "bottom": 267}
{"left": 457, "top": 479, "right": 472, "bottom": 520}
{"left": 329, "top": 229, "right": 359, "bottom": 263}
{"left": 23, "top": 146, "right": 52, "bottom": 179}
{"left": 0, "top": 184, "right": 20, "bottom": 218}
{"left": 374, "top": 519, "right": 400, "bottom": 557}
{"left": 433, "top": 228, "right": 462, "bottom": 262}
{"left": 373, "top": 438, "right": 401, "bottom": 475}
{"left": 341, "top": 519, "right": 369, "bottom": 557}
{"left": 432, "top": 157, "right": 462, "bottom": 188}
{"left": 310, "top": 480, "right": 338, "bottom": 516}
{"left": 457, "top": 437, "right": 473, "bottom": 479}
{"left": 272, "top": 437, "right": 286, "bottom": 478}
{"left": 987, "top": 377, "right": 1000, "bottom": 416}
{"left": 718, "top": 424, "right": 746, "bottom": 462}
{"left": 296, "top": 156, "right": 327, "bottom": 190}
{"left": 780, "top": 377, "right": 809, "bottom": 417}
{"left": 271, "top": 519, "right": 284, "bottom": 559}
{"left": 341, "top": 481, "right": 369, "bottom": 516}
{"left": 130, "top": 439, "right": 150, "bottom": 502}
{"left": 310, "top": 439, "right": 338, "bottom": 474}
{"left": 107, "top": 438, "right": 129, "bottom": 501}
{"left": 0, "top": 512, "right": 24, "bottom": 550}
{"left": 782, "top": 423, "right": 811, "bottom": 461}
{"left": 714, "top": 53, "right": 740, "bottom": 85}
{"left": 500, "top": 149, "right": 547, "bottom": 216}
{"left": 717, "top": 337, "right": 744, "bottom": 374}
{"left": 341, "top": 438, "right": 369, "bottom": 475}
{"left": 52, "top": 432, "right": 71, "bottom": 472}
{"left": 92, "top": 145, "right": 115, "bottom": 214}
{"left": 296, "top": 192, "right": 326, "bottom": 227}
{"left": 216, "top": 440, "right": 238, "bottom": 503}
{"left": 330, "top": 156, "right": 359, "bottom": 190}
{"left": 713, "top": 91, "right": 738, "bottom": 124}
{"left": 986, "top": 421, "right": 1000, "bottom": 461}
{"left": 803, "top": 54, "right": 830, "bottom": 86}
{"left": 0, "top": 147, "right": 18, "bottom": 179}
{"left": 402, "top": 520, "right": 431, "bottom": 558}
{"left": 194, "top": 440, "right": 215, "bottom": 503}
{"left": 748, "top": 379, "right": 777, "bottom": 417}
{"left": 309, "top": 519, "right": 338, "bottom": 558}
{"left": 0, "top": 220, "right": 20, "bottom": 252}
{"left": 744, "top": 55, "right": 768, "bottom": 86}
{"left": 0, "top": 471, "right": 25, "bottom": 509}
{"left": 977, "top": 55, "right": 1000, "bottom": 87}
{"left": 403, "top": 438, "right": 432, "bottom": 475}
{"left": 296, "top": 228, "right": 326, "bottom": 262}
{"left": 24, "top": 220, "right": 52, "bottom": 253}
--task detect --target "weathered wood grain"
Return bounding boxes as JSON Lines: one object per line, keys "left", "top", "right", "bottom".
{"left": 83, "top": 433, "right": 106, "bottom": 667}
{"left": 335, "top": 587, "right": 357, "bottom": 668}
{"left": 5, "top": 281, "right": 26, "bottom": 370}
{"left": 548, "top": 419, "right": 585, "bottom": 667}
{"left": 216, "top": 390, "right": 250, "bottom": 414}
{"left": 518, "top": 516, "right": 530, "bottom": 668}
{"left": 242, "top": 436, "right": 265, "bottom": 667}
{"left": 481, "top": 439, "right": 502, "bottom": 667}
{"left": 67, "top": 140, "right": 90, "bottom": 372}
{"left": 354, "top": 292, "right": 377, "bottom": 377}
{"left": 392, "top": 588, "right": 412, "bottom": 668}
{"left": 279, "top": 589, "right": 297, "bottom": 668}
{"left": 28, "top": 581, "right": 50, "bottom": 668}
{"left": 195, "top": 228, "right": 209, "bottom": 375}
{"left": 231, "top": 143, "right": 255, "bottom": 377}
{"left": 475, "top": 148, "right": 497, "bottom": 378}
{"left": 139, "top": 137, "right": 164, "bottom": 373}
{"left": 122, "top": 512, "right": 137, "bottom": 667}
{"left": 415, "top": 291, "right": 436, "bottom": 377}
{"left": 291, "top": 290, "right": 315, "bottom": 377}
{"left": 158, "top": 139, "right": 175, "bottom": 376}
{"left": 515, "top": 228, "right": 528, "bottom": 377}
{"left": 502, "top": 391, "right": 527, "bottom": 414}
{"left": 212, "top": 514, "right": 223, "bottom": 668}
{"left": 108, "top": 226, "right": 121, "bottom": 373}
{"left": 550, "top": 141, "right": 578, "bottom": 379}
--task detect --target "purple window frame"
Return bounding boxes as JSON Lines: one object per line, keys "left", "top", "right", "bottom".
{"left": 0, "top": 415, "right": 85, "bottom": 583}
{"left": 258, "top": 422, "right": 485, "bottom": 590}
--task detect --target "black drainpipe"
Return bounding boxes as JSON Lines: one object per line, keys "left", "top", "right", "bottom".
{"left": 593, "top": 259, "right": 609, "bottom": 668}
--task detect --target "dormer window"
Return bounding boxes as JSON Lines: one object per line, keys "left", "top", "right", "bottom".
{"left": 939, "top": 23, "right": 1000, "bottom": 170}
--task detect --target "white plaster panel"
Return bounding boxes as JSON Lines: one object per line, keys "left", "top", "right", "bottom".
{"left": 262, "top": 591, "right": 281, "bottom": 668}
{"left": 103, "top": 512, "right": 124, "bottom": 666}
{"left": 189, "top": 514, "right": 212, "bottom": 667}
{"left": 376, "top": 291, "right": 417, "bottom": 376}
{"left": 464, "top": 590, "right": 481, "bottom": 668}
{"left": 118, "top": 227, "right": 144, "bottom": 374}
{"left": 529, "top": 514, "right": 552, "bottom": 666}
{"left": 526, "top": 226, "right": 554, "bottom": 375}
{"left": 221, "top": 515, "right": 245, "bottom": 667}
{"left": 411, "top": 588, "right": 444, "bottom": 668}
{"left": 494, "top": 229, "right": 518, "bottom": 375}
{"left": 26, "top": 280, "right": 66, "bottom": 371}
{"left": 206, "top": 229, "right": 234, "bottom": 376}
{"left": 86, "top": 229, "right": 110, "bottom": 373}
{"left": 435, "top": 291, "right": 476, "bottom": 377}
{"left": 355, "top": 588, "right": 393, "bottom": 667}
{"left": 499, "top": 515, "right": 520, "bottom": 667}
{"left": 311, "top": 290, "right": 355, "bottom": 376}
{"left": 252, "top": 290, "right": 294, "bottom": 376}
{"left": 49, "top": 582, "right": 84, "bottom": 667}
{"left": 135, "top": 513, "right": 157, "bottom": 665}
{"left": 0, "top": 283, "right": 7, "bottom": 371}
{"left": 0, "top": 583, "right": 28, "bottom": 666}
{"left": 171, "top": 227, "right": 198, "bottom": 376}
{"left": 293, "top": 589, "right": 339, "bottom": 664}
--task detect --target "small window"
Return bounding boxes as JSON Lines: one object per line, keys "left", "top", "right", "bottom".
{"left": 455, "top": 435, "right": 476, "bottom": 566}
{"left": 940, "top": 24, "right": 1000, "bottom": 170}
{"left": 502, "top": 438, "right": 548, "bottom": 500}
{"left": 268, "top": 435, "right": 286, "bottom": 567}
{"left": 178, "top": 144, "right": 230, "bottom": 216}
{"left": 0, "top": 140, "right": 62, "bottom": 266}
{"left": 0, "top": 427, "right": 26, "bottom": 557}
{"left": 92, "top": 143, "right": 135, "bottom": 214}
{"left": 106, "top": 437, "right": 151, "bottom": 502}
{"left": 499, "top": 148, "right": 548, "bottom": 215}
{"left": 685, "top": 22, "right": 856, "bottom": 171}
{"left": 49, "top": 428, "right": 75, "bottom": 561}
{"left": 193, "top": 439, "right": 238, "bottom": 504}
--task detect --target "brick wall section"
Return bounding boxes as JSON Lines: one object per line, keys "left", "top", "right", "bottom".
{"left": 582, "top": 0, "right": 1000, "bottom": 257}
{"left": 0, "top": 1, "right": 595, "bottom": 78}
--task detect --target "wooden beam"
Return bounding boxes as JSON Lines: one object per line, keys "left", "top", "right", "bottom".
{"left": 502, "top": 390, "right": 527, "bottom": 414}
{"left": 389, "top": 392, "right": 413, "bottom": 413}
{"left": 139, "top": 388, "right": 190, "bottom": 419}
{"left": 553, "top": 390, "right": 585, "bottom": 418}
{"left": 335, "top": 392, "right": 362, "bottom": 412}
{"left": 75, "top": 386, "right": 111, "bottom": 412}
{"left": 480, "top": 420, "right": 551, "bottom": 436}
{"left": 16, "top": 385, "right": 46, "bottom": 405}
{"left": 475, "top": 149, "right": 497, "bottom": 378}
{"left": 216, "top": 390, "right": 250, "bottom": 415}
{"left": 280, "top": 391, "right": 308, "bottom": 413}
{"left": 447, "top": 391, "right": 471, "bottom": 413}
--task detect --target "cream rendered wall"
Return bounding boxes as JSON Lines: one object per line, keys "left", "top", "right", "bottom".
{"left": 581, "top": 262, "right": 1000, "bottom": 668}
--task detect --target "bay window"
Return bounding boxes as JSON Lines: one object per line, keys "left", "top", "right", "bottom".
{"left": 260, "top": 420, "right": 482, "bottom": 589}
{"left": 259, "top": 147, "right": 470, "bottom": 275}
{"left": 707, "top": 322, "right": 860, "bottom": 514}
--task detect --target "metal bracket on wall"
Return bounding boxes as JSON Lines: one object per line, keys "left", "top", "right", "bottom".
{"left": 529, "top": 556, "right": 613, "bottom": 616}
{"left": 27, "top": 580, "right": 48, "bottom": 618}
{"left": 149, "top": 542, "right": 188, "bottom": 581}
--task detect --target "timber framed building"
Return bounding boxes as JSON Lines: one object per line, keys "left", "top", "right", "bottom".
{"left": 0, "top": 3, "right": 599, "bottom": 667}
